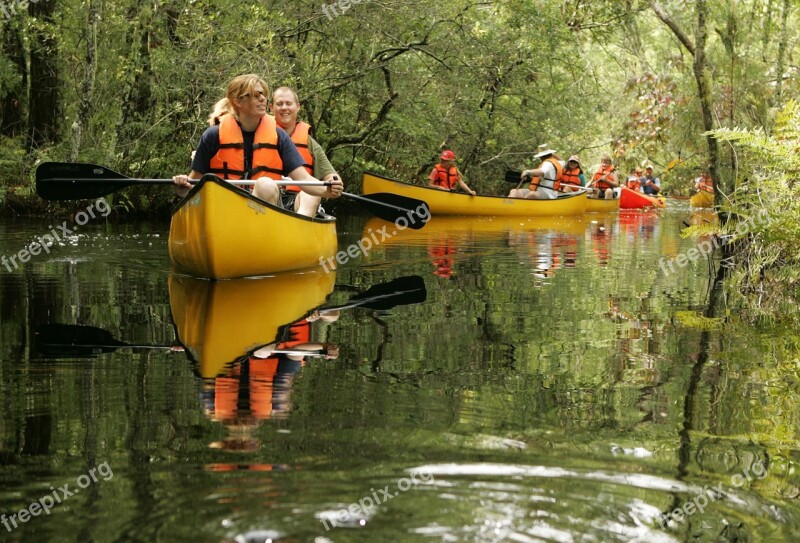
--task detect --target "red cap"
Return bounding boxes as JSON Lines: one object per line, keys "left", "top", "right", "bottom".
{"left": 440, "top": 150, "right": 456, "bottom": 160}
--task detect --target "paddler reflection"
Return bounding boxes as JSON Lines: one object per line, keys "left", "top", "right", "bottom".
{"left": 169, "top": 271, "right": 337, "bottom": 454}
{"left": 203, "top": 309, "right": 341, "bottom": 452}
{"left": 507, "top": 217, "right": 587, "bottom": 280}
{"left": 169, "top": 273, "right": 427, "bottom": 455}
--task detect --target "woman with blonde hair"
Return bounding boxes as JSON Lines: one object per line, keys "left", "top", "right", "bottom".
{"left": 173, "top": 74, "right": 343, "bottom": 216}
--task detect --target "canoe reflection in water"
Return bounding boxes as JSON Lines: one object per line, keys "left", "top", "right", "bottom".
{"left": 169, "top": 272, "right": 427, "bottom": 454}
{"left": 169, "top": 272, "right": 338, "bottom": 454}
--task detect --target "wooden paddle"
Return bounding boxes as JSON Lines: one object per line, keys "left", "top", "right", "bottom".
{"left": 503, "top": 170, "right": 589, "bottom": 194}
{"left": 34, "top": 275, "right": 426, "bottom": 358}
{"left": 35, "top": 162, "right": 430, "bottom": 230}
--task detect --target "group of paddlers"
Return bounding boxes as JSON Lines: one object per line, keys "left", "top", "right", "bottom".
{"left": 427, "top": 144, "right": 665, "bottom": 200}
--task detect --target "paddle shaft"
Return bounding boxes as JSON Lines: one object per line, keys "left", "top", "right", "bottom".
{"left": 505, "top": 170, "right": 589, "bottom": 194}
{"left": 39, "top": 340, "right": 326, "bottom": 357}
{"left": 42, "top": 177, "right": 332, "bottom": 187}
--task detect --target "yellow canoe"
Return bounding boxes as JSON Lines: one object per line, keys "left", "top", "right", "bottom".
{"left": 362, "top": 172, "right": 587, "bottom": 217}
{"left": 169, "top": 271, "right": 335, "bottom": 379}
{"left": 168, "top": 176, "right": 337, "bottom": 279}
{"left": 586, "top": 196, "right": 620, "bottom": 213}
{"left": 690, "top": 190, "right": 714, "bottom": 208}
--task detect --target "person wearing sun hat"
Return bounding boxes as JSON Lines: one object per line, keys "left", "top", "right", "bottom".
{"left": 428, "top": 149, "right": 476, "bottom": 196}
{"left": 508, "top": 144, "right": 565, "bottom": 200}
{"left": 560, "top": 155, "right": 585, "bottom": 193}
{"left": 642, "top": 164, "right": 661, "bottom": 195}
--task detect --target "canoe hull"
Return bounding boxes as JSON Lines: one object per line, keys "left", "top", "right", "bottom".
{"left": 362, "top": 172, "right": 587, "bottom": 217}
{"left": 690, "top": 191, "right": 714, "bottom": 208}
{"left": 619, "top": 187, "right": 666, "bottom": 209}
{"left": 586, "top": 196, "right": 620, "bottom": 213}
{"left": 168, "top": 177, "right": 337, "bottom": 279}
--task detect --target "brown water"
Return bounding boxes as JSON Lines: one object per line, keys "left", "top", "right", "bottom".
{"left": 1, "top": 203, "right": 798, "bottom": 542}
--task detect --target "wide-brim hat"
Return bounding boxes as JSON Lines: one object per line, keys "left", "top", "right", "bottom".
{"left": 568, "top": 155, "right": 580, "bottom": 165}
{"left": 534, "top": 144, "right": 557, "bottom": 158}
{"left": 440, "top": 150, "right": 456, "bottom": 160}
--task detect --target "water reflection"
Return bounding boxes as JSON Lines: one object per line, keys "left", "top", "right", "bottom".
{"left": 364, "top": 215, "right": 590, "bottom": 280}
{"left": 168, "top": 272, "right": 336, "bottom": 459}
{"left": 619, "top": 208, "right": 661, "bottom": 243}
{"left": 169, "top": 272, "right": 335, "bottom": 379}
{"left": 587, "top": 213, "right": 615, "bottom": 267}
{"left": 169, "top": 273, "right": 427, "bottom": 458}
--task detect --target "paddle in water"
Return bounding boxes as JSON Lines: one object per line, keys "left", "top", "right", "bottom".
{"left": 35, "top": 162, "right": 430, "bottom": 229}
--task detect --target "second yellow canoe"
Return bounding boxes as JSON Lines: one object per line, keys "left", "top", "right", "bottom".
{"left": 362, "top": 172, "right": 587, "bottom": 217}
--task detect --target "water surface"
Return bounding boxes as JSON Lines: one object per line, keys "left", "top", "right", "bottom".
{"left": 1, "top": 204, "right": 798, "bottom": 542}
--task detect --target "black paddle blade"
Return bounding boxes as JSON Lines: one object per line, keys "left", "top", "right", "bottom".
{"left": 505, "top": 170, "right": 531, "bottom": 183}
{"left": 344, "top": 192, "right": 430, "bottom": 230}
{"left": 34, "top": 323, "right": 128, "bottom": 358}
{"left": 345, "top": 275, "right": 427, "bottom": 311}
{"left": 36, "top": 162, "right": 132, "bottom": 201}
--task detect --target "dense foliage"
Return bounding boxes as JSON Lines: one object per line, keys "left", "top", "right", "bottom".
{"left": 1, "top": 0, "right": 796, "bottom": 208}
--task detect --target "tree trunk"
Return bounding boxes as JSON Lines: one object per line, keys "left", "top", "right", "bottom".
{"left": 693, "top": 0, "right": 720, "bottom": 200}
{"left": 773, "top": 0, "right": 791, "bottom": 105}
{"left": 70, "top": 0, "right": 99, "bottom": 161}
{"left": 650, "top": 0, "right": 719, "bottom": 197}
{"left": 27, "top": 0, "right": 62, "bottom": 149}
{"left": 0, "top": 21, "right": 26, "bottom": 137}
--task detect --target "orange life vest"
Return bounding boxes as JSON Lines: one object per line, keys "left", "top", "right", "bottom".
{"left": 560, "top": 167, "right": 582, "bottom": 187}
{"left": 209, "top": 114, "right": 283, "bottom": 181}
{"left": 286, "top": 121, "right": 315, "bottom": 193}
{"left": 626, "top": 176, "right": 642, "bottom": 191}
{"left": 213, "top": 357, "right": 280, "bottom": 422}
{"left": 529, "top": 157, "right": 563, "bottom": 192}
{"left": 432, "top": 164, "right": 458, "bottom": 190}
{"left": 592, "top": 164, "right": 616, "bottom": 190}
{"left": 280, "top": 319, "right": 311, "bottom": 349}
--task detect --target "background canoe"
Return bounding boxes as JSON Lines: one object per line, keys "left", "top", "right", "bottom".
{"left": 168, "top": 177, "right": 337, "bottom": 279}
{"left": 586, "top": 195, "right": 620, "bottom": 213}
{"left": 619, "top": 187, "right": 666, "bottom": 209}
{"left": 690, "top": 190, "right": 714, "bottom": 208}
{"left": 363, "top": 172, "right": 587, "bottom": 217}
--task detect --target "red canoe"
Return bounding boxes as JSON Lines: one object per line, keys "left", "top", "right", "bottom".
{"left": 619, "top": 187, "right": 666, "bottom": 209}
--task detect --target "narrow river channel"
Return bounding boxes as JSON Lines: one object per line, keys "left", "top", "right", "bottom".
{"left": 1, "top": 203, "right": 798, "bottom": 542}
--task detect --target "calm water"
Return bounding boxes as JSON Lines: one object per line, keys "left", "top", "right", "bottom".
{"left": 1, "top": 202, "right": 799, "bottom": 542}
